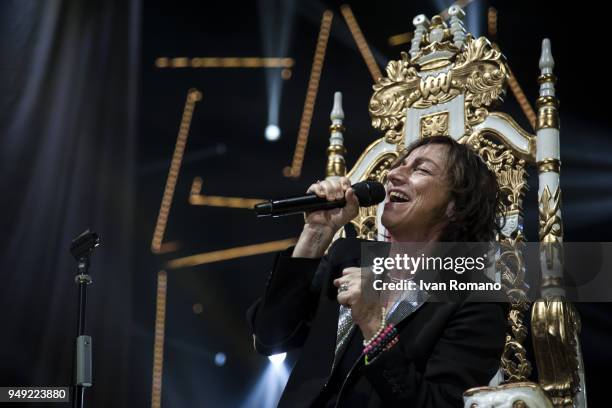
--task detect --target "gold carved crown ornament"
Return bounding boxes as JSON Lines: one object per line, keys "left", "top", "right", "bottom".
{"left": 369, "top": 15, "right": 508, "bottom": 146}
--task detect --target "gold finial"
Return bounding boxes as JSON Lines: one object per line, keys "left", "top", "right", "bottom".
{"left": 430, "top": 15, "right": 444, "bottom": 28}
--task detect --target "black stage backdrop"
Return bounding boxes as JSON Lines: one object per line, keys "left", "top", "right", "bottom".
{"left": 0, "top": 0, "right": 611, "bottom": 407}
{"left": 0, "top": 0, "right": 139, "bottom": 407}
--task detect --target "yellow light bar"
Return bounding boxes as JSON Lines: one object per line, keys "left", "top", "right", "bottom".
{"left": 155, "top": 57, "right": 294, "bottom": 69}
{"left": 285, "top": 10, "right": 333, "bottom": 178}
{"left": 340, "top": 4, "right": 383, "bottom": 82}
{"left": 388, "top": 32, "right": 412, "bottom": 47}
{"left": 151, "top": 271, "right": 167, "bottom": 408}
{"left": 507, "top": 65, "right": 537, "bottom": 130}
{"left": 488, "top": 7, "right": 498, "bottom": 37}
{"left": 189, "top": 195, "right": 264, "bottom": 209}
{"left": 151, "top": 89, "right": 202, "bottom": 253}
{"left": 166, "top": 238, "right": 298, "bottom": 269}
{"left": 188, "top": 177, "right": 264, "bottom": 209}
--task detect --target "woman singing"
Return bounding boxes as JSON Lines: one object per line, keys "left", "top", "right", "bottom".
{"left": 247, "top": 135, "right": 506, "bottom": 407}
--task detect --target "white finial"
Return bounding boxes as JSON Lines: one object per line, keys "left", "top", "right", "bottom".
{"left": 410, "top": 14, "right": 430, "bottom": 59}
{"left": 539, "top": 38, "right": 554, "bottom": 75}
{"left": 539, "top": 38, "right": 555, "bottom": 97}
{"left": 448, "top": 5, "right": 466, "bottom": 49}
{"left": 329, "top": 91, "right": 345, "bottom": 145}
{"left": 327, "top": 92, "right": 347, "bottom": 178}
{"left": 331, "top": 91, "right": 344, "bottom": 123}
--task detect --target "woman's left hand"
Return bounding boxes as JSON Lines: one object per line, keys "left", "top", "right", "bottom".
{"left": 334, "top": 267, "right": 383, "bottom": 340}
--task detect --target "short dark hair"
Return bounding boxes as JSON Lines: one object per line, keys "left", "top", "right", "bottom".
{"left": 391, "top": 135, "right": 503, "bottom": 242}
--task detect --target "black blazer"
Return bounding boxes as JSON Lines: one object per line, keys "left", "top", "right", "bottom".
{"left": 247, "top": 238, "right": 506, "bottom": 407}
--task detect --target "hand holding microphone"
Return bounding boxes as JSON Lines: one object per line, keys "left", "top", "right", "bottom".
{"left": 295, "top": 177, "right": 359, "bottom": 258}
{"left": 253, "top": 177, "right": 385, "bottom": 258}
{"left": 303, "top": 177, "right": 360, "bottom": 235}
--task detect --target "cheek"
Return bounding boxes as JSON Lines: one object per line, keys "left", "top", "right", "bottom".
{"left": 412, "top": 179, "right": 436, "bottom": 203}
{"left": 412, "top": 180, "right": 449, "bottom": 214}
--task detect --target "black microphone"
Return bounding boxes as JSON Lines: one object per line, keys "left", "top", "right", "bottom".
{"left": 254, "top": 181, "right": 386, "bottom": 217}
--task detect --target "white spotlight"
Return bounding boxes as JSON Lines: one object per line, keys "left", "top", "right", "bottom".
{"left": 268, "top": 352, "right": 286, "bottom": 365}
{"left": 265, "top": 124, "right": 281, "bottom": 141}
{"left": 214, "top": 352, "right": 226, "bottom": 367}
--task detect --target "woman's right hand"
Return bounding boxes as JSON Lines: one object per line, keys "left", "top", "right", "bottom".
{"left": 292, "top": 177, "right": 359, "bottom": 258}
{"left": 304, "top": 177, "right": 359, "bottom": 233}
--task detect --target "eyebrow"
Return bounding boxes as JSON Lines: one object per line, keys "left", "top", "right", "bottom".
{"left": 402, "top": 156, "right": 441, "bottom": 170}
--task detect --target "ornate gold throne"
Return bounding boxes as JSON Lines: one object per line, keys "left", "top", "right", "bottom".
{"left": 323, "top": 6, "right": 585, "bottom": 408}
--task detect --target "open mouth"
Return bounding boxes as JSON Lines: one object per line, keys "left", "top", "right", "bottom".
{"left": 389, "top": 191, "right": 410, "bottom": 203}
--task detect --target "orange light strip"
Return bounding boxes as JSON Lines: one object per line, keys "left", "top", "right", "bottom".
{"left": 486, "top": 8, "right": 534, "bottom": 130}
{"left": 151, "top": 271, "right": 168, "bottom": 408}
{"left": 388, "top": 32, "right": 412, "bottom": 47}
{"left": 284, "top": 10, "right": 333, "bottom": 179}
{"left": 507, "top": 65, "right": 537, "bottom": 130}
{"left": 155, "top": 57, "right": 294, "bottom": 69}
{"left": 189, "top": 195, "right": 264, "bottom": 209}
{"left": 188, "top": 177, "right": 264, "bottom": 209}
{"left": 157, "top": 241, "right": 181, "bottom": 254}
{"left": 488, "top": 7, "right": 498, "bottom": 37}
{"left": 166, "top": 238, "right": 298, "bottom": 269}
{"left": 339, "top": 4, "right": 382, "bottom": 82}
{"left": 151, "top": 89, "right": 202, "bottom": 253}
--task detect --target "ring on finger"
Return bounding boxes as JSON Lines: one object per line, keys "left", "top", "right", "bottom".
{"left": 339, "top": 283, "right": 349, "bottom": 293}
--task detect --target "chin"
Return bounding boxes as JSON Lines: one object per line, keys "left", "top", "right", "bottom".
{"left": 381, "top": 214, "right": 398, "bottom": 235}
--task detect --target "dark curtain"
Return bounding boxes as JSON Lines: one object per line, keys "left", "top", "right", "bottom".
{"left": 0, "top": 0, "right": 139, "bottom": 406}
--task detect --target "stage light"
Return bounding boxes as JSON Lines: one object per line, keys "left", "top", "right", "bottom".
{"left": 466, "top": 0, "right": 481, "bottom": 38}
{"left": 241, "top": 360, "right": 289, "bottom": 407}
{"left": 259, "top": 1, "right": 296, "bottom": 144}
{"left": 268, "top": 353, "right": 286, "bottom": 366}
{"left": 265, "top": 124, "right": 281, "bottom": 141}
{"left": 192, "top": 303, "right": 203, "bottom": 314}
{"left": 214, "top": 352, "right": 227, "bottom": 367}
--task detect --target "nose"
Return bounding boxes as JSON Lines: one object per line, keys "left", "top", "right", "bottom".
{"left": 387, "top": 166, "right": 405, "bottom": 186}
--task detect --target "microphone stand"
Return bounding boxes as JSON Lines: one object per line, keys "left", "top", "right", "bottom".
{"left": 70, "top": 230, "right": 100, "bottom": 408}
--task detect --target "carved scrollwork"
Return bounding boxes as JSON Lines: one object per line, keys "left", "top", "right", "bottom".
{"left": 463, "top": 131, "right": 532, "bottom": 383}
{"left": 350, "top": 206, "right": 378, "bottom": 240}
{"left": 454, "top": 37, "right": 508, "bottom": 108}
{"left": 348, "top": 153, "right": 397, "bottom": 240}
{"left": 539, "top": 186, "right": 562, "bottom": 244}
{"left": 466, "top": 132, "right": 527, "bottom": 215}
{"left": 369, "top": 36, "right": 508, "bottom": 140}
{"left": 501, "top": 335, "right": 532, "bottom": 383}
{"left": 498, "top": 235, "right": 532, "bottom": 383}
{"left": 369, "top": 53, "right": 419, "bottom": 144}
